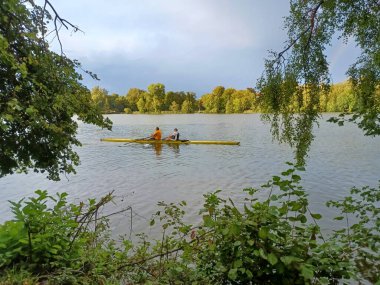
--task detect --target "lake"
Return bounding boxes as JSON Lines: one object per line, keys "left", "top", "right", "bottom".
{"left": 1, "top": 114, "right": 379, "bottom": 236}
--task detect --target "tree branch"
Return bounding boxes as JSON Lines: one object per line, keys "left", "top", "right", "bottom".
{"left": 42, "top": 0, "right": 83, "bottom": 55}
{"left": 278, "top": 0, "right": 324, "bottom": 60}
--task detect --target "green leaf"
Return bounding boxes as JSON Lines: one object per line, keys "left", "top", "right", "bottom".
{"left": 319, "top": 277, "right": 329, "bottom": 285}
{"left": 300, "top": 264, "right": 314, "bottom": 280}
{"left": 233, "top": 260, "right": 242, "bottom": 268}
{"left": 259, "top": 248, "right": 267, "bottom": 259}
{"left": 259, "top": 227, "right": 269, "bottom": 239}
{"left": 49, "top": 248, "right": 58, "bottom": 254}
{"left": 203, "top": 215, "right": 214, "bottom": 227}
{"left": 291, "top": 174, "right": 301, "bottom": 182}
{"left": 310, "top": 213, "right": 322, "bottom": 220}
{"left": 334, "top": 216, "right": 344, "bottom": 220}
{"left": 280, "top": 256, "right": 303, "bottom": 265}
{"left": 267, "top": 253, "right": 278, "bottom": 265}
{"left": 291, "top": 202, "right": 303, "bottom": 211}
{"left": 298, "top": 214, "right": 307, "bottom": 223}
{"left": 273, "top": 176, "right": 281, "bottom": 182}
{"left": 246, "top": 269, "right": 253, "bottom": 279}
{"left": 228, "top": 268, "right": 238, "bottom": 280}
{"left": 230, "top": 223, "right": 240, "bottom": 235}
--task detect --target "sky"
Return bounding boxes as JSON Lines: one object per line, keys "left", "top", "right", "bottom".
{"left": 46, "top": 0, "right": 360, "bottom": 97}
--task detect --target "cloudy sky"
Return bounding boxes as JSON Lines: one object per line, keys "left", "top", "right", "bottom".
{"left": 47, "top": 0, "right": 359, "bottom": 96}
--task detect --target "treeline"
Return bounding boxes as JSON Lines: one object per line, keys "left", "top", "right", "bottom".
{"left": 91, "top": 81, "right": 372, "bottom": 114}
{"left": 91, "top": 83, "right": 258, "bottom": 114}
{"left": 91, "top": 83, "right": 198, "bottom": 114}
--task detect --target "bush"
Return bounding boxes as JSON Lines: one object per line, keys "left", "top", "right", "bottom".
{"left": 1, "top": 166, "right": 379, "bottom": 284}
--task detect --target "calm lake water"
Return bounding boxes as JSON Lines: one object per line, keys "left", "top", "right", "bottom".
{"left": 1, "top": 114, "right": 379, "bottom": 236}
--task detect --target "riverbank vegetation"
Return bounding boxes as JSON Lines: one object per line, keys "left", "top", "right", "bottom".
{"left": 91, "top": 80, "right": 373, "bottom": 114}
{"left": 1, "top": 0, "right": 379, "bottom": 284}
{"left": 1, "top": 165, "right": 379, "bottom": 284}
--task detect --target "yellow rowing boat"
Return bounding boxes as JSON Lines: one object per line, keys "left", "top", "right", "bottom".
{"left": 100, "top": 138, "right": 240, "bottom": 145}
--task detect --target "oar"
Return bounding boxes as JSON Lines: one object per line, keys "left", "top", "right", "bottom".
{"left": 123, "top": 137, "right": 151, "bottom": 145}
{"left": 125, "top": 136, "right": 151, "bottom": 144}
{"left": 134, "top": 137, "right": 149, "bottom": 140}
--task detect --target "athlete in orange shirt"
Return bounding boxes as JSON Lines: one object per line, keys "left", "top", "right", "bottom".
{"left": 150, "top": 127, "right": 162, "bottom": 140}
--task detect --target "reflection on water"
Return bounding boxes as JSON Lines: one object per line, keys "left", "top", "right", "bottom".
{"left": 0, "top": 114, "right": 379, "bottom": 236}
{"left": 153, "top": 143, "right": 162, "bottom": 156}
{"left": 167, "top": 144, "right": 180, "bottom": 155}
{"left": 141, "top": 143, "right": 181, "bottom": 156}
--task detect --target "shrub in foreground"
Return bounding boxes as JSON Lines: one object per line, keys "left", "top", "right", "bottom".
{"left": 0, "top": 165, "right": 379, "bottom": 284}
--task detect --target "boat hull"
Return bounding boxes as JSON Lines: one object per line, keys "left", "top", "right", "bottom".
{"left": 100, "top": 138, "right": 240, "bottom": 145}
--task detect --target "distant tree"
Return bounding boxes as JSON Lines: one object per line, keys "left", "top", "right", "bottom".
{"left": 324, "top": 81, "right": 357, "bottom": 112}
{"left": 113, "top": 94, "right": 127, "bottom": 113}
{"left": 147, "top": 83, "right": 165, "bottom": 100}
{"left": 181, "top": 99, "right": 194, "bottom": 113}
{"left": 125, "top": 88, "right": 145, "bottom": 112}
{"left": 169, "top": 101, "right": 180, "bottom": 112}
{"left": 212, "top": 86, "right": 225, "bottom": 113}
{"left": 200, "top": 87, "right": 258, "bottom": 113}
{"left": 152, "top": 96, "right": 162, "bottom": 113}
{"left": 0, "top": 0, "right": 111, "bottom": 180}
{"left": 184, "top": 92, "right": 197, "bottom": 106}
{"left": 91, "top": 86, "right": 108, "bottom": 111}
{"left": 147, "top": 83, "right": 165, "bottom": 112}
{"left": 200, "top": 86, "right": 225, "bottom": 113}
{"left": 136, "top": 97, "right": 146, "bottom": 113}
{"left": 124, "top": 107, "right": 132, "bottom": 114}
{"left": 225, "top": 100, "right": 234, "bottom": 113}
{"left": 165, "top": 91, "right": 184, "bottom": 110}
{"left": 221, "top": 88, "right": 236, "bottom": 112}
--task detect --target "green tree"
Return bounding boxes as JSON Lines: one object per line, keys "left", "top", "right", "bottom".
{"left": 147, "top": 83, "right": 165, "bottom": 100}
{"left": 225, "top": 100, "right": 234, "bottom": 113}
{"left": 233, "top": 90, "right": 255, "bottom": 113}
{"left": 200, "top": 86, "right": 225, "bottom": 113}
{"left": 257, "top": 0, "right": 380, "bottom": 164}
{"left": 112, "top": 94, "right": 128, "bottom": 113}
{"left": 169, "top": 101, "right": 180, "bottom": 112}
{"left": 164, "top": 91, "right": 186, "bottom": 110}
{"left": 152, "top": 96, "right": 162, "bottom": 113}
{"left": 125, "top": 88, "right": 145, "bottom": 112}
{"left": 124, "top": 107, "right": 132, "bottom": 114}
{"left": 91, "top": 86, "right": 108, "bottom": 111}
{"left": 136, "top": 97, "right": 146, "bottom": 113}
{"left": 0, "top": 0, "right": 111, "bottom": 180}
{"left": 147, "top": 83, "right": 165, "bottom": 112}
{"left": 181, "top": 99, "right": 193, "bottom": 113}
{"left": 324, "top": 81, "right": 357, "bottom": 112}
{"left": 221, "top": 88, "right": 236, "bottom": 112}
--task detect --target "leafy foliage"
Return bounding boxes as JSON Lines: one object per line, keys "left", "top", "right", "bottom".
{"left": 0, "top": 190, "right": 127, "bottom": 284}
{"left": 327, "top": 184, "right": 380, "bottom": 283}
{"left": 257, "top": 0, "right": 380, "bottom": 163}
{"left": 2, "top": 166, "right": 378, "bottom": 284}
{"left": 0, "top": 0, "right": 111, "bottom": 180}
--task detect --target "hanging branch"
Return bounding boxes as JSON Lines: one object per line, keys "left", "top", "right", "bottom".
{"left": 277, "top": 0, "right": 324, "bottom": 61}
